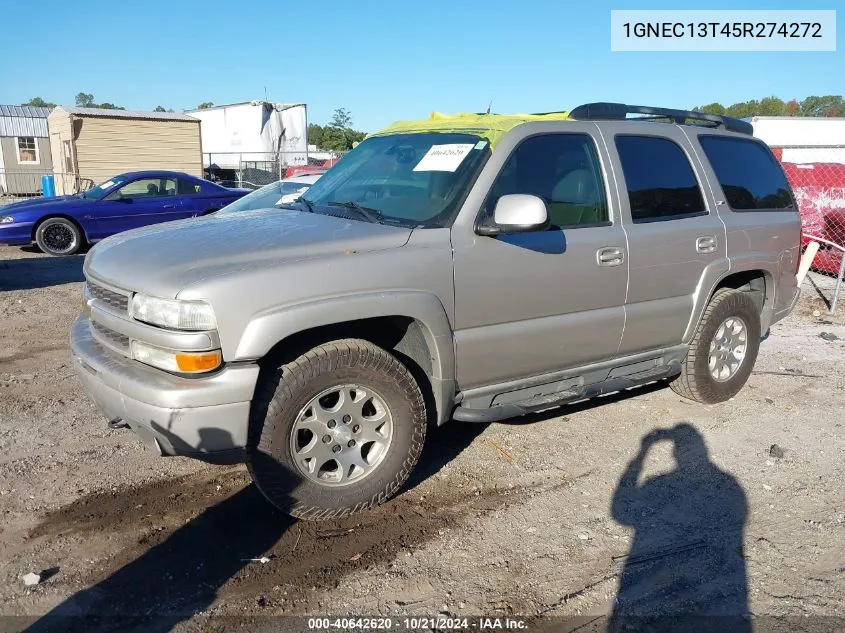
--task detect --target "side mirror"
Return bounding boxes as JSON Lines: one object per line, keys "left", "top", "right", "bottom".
{"left": 476, "top": 194, "right": 549, "bottom": 236}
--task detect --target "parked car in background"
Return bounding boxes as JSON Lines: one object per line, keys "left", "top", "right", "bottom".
{"left": 0, "top": 171, "right": 250, "bottom": 256}
{"left": 215, "top": 174, "right": 323, "bottom": 215}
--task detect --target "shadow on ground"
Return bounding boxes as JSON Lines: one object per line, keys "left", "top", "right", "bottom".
{"left": 604, "top": 422, "right": 750, "bottom": 633}
{"left": 0, "top": 251, "right": 85, "bottom": 291}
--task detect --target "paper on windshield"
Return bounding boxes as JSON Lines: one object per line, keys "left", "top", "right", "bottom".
{"left": 413, "top": 144, "right": 475, "bottom": 172}
{"left": 99, "top": 180, "right": 116, "bottom": 190}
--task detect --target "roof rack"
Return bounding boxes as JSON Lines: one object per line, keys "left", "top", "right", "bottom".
{"left": 566, "top": 102, "right": 753, "bottom": 135}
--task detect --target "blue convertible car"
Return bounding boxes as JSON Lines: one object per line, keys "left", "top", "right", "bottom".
{"left": 0, "top": 170, "right": 249, "bottom": 256}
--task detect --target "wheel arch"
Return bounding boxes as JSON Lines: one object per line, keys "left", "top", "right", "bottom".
{"left": 238, "top": 292, "right": 456, "bottom": 425}
{"left": 31, "top": 213, "right": 90, "bottom": 243}
{"left": 684, "top": 267, "right": 774, "bottom": 343}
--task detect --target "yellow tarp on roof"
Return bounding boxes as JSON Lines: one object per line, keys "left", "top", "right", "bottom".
{"left": 371, "top": 111, "right": 572, "bottom": 150}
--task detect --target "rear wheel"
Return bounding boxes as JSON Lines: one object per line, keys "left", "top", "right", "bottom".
{"left": 247, "top": 338, "right": 427, "bottom": 520}
{"left": 670, "top": 288, "right": 761, "bottom": 404}
{"left": 35, "top": 217, "right": 84, "bottom": 256}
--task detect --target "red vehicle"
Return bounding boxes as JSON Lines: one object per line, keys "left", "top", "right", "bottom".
{"left": 778, "top": 161, "right": 845, "bottom": 275}
{"left": 283, "top": 155, "right": 345, "bottom": 179}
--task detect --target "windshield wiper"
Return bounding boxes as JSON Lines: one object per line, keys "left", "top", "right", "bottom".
{"left": 297, "top": 197, "right": 314, "bottom": 212}
{"left": 327, "top": 200, "right": 383, "bottom": 224}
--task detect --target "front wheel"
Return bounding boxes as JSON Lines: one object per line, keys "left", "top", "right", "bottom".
{"left": 34, "top": 217, "right": 84, "bottom": 256}
{"left": 247, "top": 339, "right": 427, "bottom": 520}
{"left": 670, "top": 288, "right": 761, "bottom": 404}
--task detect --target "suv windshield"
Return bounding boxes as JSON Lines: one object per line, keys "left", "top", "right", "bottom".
{"left": 300, "top": 132, "right": 490, "bottom": 228}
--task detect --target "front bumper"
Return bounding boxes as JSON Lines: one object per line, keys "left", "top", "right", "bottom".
{"left": 70, "top": 314, "right": 260, "bottom": 463}
{"left": 0, "top": 221, "right": 35, "bottom": 245}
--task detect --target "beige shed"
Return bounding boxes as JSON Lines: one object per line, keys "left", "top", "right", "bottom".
{"left": 47, "top": 107, "right": 202, "bottom": 195}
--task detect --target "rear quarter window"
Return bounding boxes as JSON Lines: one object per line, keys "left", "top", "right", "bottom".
{"left": 177, "top": 179, "right": 204, "bottom": 195}
{"left": 698, "top": 136, "right": 795, "bottom": 211}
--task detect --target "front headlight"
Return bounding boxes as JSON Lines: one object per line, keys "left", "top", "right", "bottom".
{"left": 130, "top": 293, "right": 217, "bottom": 331}
{"left": 0, "top": 216, "right": 14, "bottom": 224}
{"left": 130, "top": 341, "right": 222, "bottom": 374}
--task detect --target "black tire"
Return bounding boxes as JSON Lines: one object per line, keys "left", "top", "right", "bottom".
{"left": 670, "top": 288, "right": 761, "bottom": 404}
{"left": 34, "top": 217, "right": 84, "bottom": 256}
{"left": 246, "top": 338, "right": 427, "bottom": 520}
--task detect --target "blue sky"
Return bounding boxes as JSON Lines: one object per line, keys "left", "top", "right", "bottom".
{"left": 0, "top": 0, "right": 841, "bottom": 131}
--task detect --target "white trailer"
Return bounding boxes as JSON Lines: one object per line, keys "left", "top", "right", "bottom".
{"left": 749, "top": 116, "right": 845, "bottom": 163}
{"left": 186, "top": 101, "right": 308, "bottom": 170}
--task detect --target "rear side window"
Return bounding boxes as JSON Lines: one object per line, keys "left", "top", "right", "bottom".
{"left": 615, "top": 135, "right": 706, "bottom": 223}
{"left": 698, "top": 136, "right": 795, "bottom": 211}
{"left": 178, "top": 179, "right": 202, "bottom": 195}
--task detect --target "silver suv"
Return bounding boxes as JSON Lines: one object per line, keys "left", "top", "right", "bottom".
{"left": 70, "top": 103, "right": 802, "bottom": 520}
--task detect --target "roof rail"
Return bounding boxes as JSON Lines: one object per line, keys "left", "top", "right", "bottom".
{"left": 567, "top": 102, "right": 753, "bottom": 135}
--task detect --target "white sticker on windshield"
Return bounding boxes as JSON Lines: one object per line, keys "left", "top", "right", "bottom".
{"left": 474, "top": 140, "right": 488, "bottom": 150}
{"left": 413, "top": 144, "right": 475, "bottom": 172}
{"left": 99, "top": 180, "right": 115, "bottom": 189}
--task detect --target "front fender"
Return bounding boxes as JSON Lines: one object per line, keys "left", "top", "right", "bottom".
{"left": 234, "top": 290, "right": 456, "bottom": 424}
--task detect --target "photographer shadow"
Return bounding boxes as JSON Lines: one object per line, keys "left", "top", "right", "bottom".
{"left": 608, "top": 423, "right": 750, "bottom": 633}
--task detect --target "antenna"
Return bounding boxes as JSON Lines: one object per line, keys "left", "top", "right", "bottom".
{"left": 486, "top": 100, "right": 493, "bottom": 115}
{"left": 264, "top": 86, "right": 268, "bottom": 103}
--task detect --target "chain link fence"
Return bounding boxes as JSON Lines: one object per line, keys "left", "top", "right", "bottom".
{"left": 203, "top": 150, "right": 347, "bottom": 189}
{"left": 772, "top": 146, "right": 845, "bottom": 311}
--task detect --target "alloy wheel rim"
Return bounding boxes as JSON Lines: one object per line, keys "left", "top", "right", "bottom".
{"left": 708, "top": 316, "right": 748, "bottom": 382}
{"left": 43, "top": 223, "right": 76, "bottom": 254}
{"left": 290, "top": 384, "right": 393, "bottom": 487}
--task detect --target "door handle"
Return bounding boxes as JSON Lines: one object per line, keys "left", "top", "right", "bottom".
{"left": 696, "top": 236, "right": 718, "bottom": 253}
{"left": 163, "top": 204, "right": 176, "bottom": 209}
{"left": 597, "top": 246, "right": 624, "bottom": 267}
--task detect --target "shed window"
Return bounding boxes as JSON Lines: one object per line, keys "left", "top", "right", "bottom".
{"left": 17, "top": 137, "right": 39, "bottom": 164}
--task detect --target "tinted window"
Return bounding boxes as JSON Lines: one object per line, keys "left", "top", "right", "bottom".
{"left": 698, "top": 136, "right": 794, "bottom": 210}
{"left": 615, "top": 136, "right": 706, "bottom": 222}
{"left": 178, "top": 179, "right": 202, "bottom": 195}
{"left": 487, "top": 134, "right": 608, "bottom": 227}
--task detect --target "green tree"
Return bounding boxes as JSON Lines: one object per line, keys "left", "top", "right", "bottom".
{"left": 800, "top": 95, "right": 845, "bottom": 117}
{"left": 307, "top": 123, "right": 325, "bottom": 149}
{"left": 696, "top": 95, "right": 844, "bottom": 119}
{"left": 22, "top": 97, "right": 56, "bottom": 108}
{"left": 154, "top": 105, "right": 167, "bottom": 112}
{"left": 757, "top": 96, "right": 786, "bottom": 116}
{"left": 307, "top": 109, "right": 366, "bottom": 151}
{"left": 75, "top": 92, "right": 95, "bottom": 107}
{"left": 695, "top": 102, "right": 726, "bottom": 115}
{"left": 725, "top": 100, "right": 760, "bottom": 119}
{"left": 329, "top": 107, "right": 353, "bottom": 129}
{"left": 197, "top": 102, "right": 214, "bottom": 109}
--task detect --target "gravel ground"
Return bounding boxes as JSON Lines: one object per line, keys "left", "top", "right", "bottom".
{"left": 1, "top": 244, "right": 844, "bottom": 632}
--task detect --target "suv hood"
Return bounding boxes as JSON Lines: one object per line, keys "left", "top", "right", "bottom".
{"left": 85, "top": 208, "right": 413, "bottom": 298}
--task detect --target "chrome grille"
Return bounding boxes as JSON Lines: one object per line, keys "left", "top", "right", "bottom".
{"left": 87, "top": 282, "right": 129, "bottom": 313}
{"left": 91, "top": 320, "right": 130, "bottom": 353}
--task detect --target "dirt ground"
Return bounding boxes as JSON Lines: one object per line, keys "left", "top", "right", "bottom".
{"left": 1, "top": 244, "right": 844, "bottom": 633}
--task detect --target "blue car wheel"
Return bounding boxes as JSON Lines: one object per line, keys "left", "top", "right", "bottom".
{"left": 35, "top": 217, "right": 84, "bottom": 256}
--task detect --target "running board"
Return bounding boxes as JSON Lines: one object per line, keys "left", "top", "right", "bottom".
{"left": 452, "top": 364, "right": 680, "bottom": 423}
